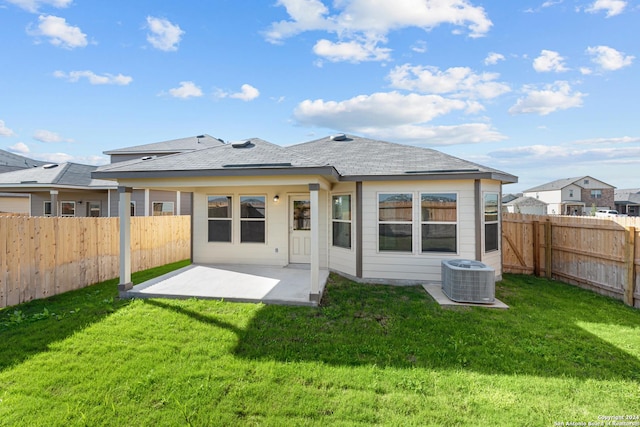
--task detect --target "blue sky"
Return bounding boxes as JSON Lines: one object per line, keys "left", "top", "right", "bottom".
{"left": 0, "top": 0, "right": 638, "bottom": 192}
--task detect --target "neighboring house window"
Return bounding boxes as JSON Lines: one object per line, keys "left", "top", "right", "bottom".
{"left": 378, "top": 193, "right": 413, "bottom": 252}
{"left": 591, "top": 189, "right": 602, "bottom": 199}
{"left": 61, "top": 201, "right": 75, "bottom": 217}
{"left": 208, "top": 196, "right": 232, "bottom": 242}
{"left": 44, "top": 201, "right": 52, "bottom": 217}
{"left": 152, "top": 201, "right": 174, "bottom": 216}
{"left": 421, "top": 193, "right": 457, "bottom": 253}
{"left": 484, "top": 193, "right": 499, "bottom": 252}
{"left": 569, "top": 190, "right": 574, "bottom": 198}
{"left": 240, "top": 196, "right": 266, "bottom": 243}
{"left": 584, "top": 179, "right": 589, "bottom": 185}
{"left": 88, "top": 202, "right": 100, "bottom": 217}
{"left": 332, "top": 195, "right": 351, "bottom": 249}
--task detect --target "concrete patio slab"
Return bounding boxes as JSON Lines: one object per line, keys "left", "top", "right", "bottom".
{"left": 125, "top": 264, "right": 329, "bottom": 306}
{"left": 422, "top": 284, "right": 509, "bottom": 309}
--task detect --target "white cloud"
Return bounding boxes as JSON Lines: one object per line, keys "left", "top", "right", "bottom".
{"left": 33, "top": 129, "right": 73, "bottom": 143}
{"left": 8, "top": 142, "right": 30, "bottom": 154}
{"left": 265, "top": 0, "right": 492, "bottom": 61}
{"left": 580, "top": 67, "right": 593, "bottom": 75}
{"left": 509, "top": 81, "right": 585, "bottom": 115}
{"left": 167, "top": 81, "right": 203, "bottom": 99}
{"left": 313, "top": 38, "right": 391, "bottom": 63}
{"left": 488, "top": 144, "right": 640, "bottom": 166}
{"left": 230, "top": 84, "right": 260, "bottom": 101}
{"left": 293, "top": 91, "right": 468, "bottom": 130}
{"left": 5, "top": 0, "right": 72, "bottom": 13}
{"left": 411, "top": 40, "right": 428, "bottom": 54}
{"left": 0, "top": 120, "right": 16, "bottom": 137}
{"left": 533, "top": 50, "right": 569, "bottom": 72}
{"left": 53, "top": 70, "right": 133, "bottom": 85}
{"left": 146, "top": 16, "right": 184, "bottom": 51}
{"left": 484, "top": 52, "right": 505, "bottom": 65}
{"left": 586, "top": 45, "right": 634, "bottom": 71}
{"left": 387, "top": 64, "right": 510, "bottom": 99}
{"left": 573, "top": 136, "right": 640, "bottom": 145}
{"left": 28, "top": 15, "right": 87, "bottom": 49}
{"left": 217, "top": 84, "right": 260, "bottom": 101}
{"left": 365, "top": 123, "right": 507, "bottom": 145}
{"left": 585, "top": 0, "right": 627, "bottom": 17}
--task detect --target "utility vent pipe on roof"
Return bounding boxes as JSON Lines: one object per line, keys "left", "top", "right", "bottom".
{"left": 330, "top": 133, "right": 347, "bottom": 141}
{"left": 231, "top": 140, "right": 253, "bottom": 148}
{"left": 43, "top": 164, "right": 59, "bottom": 169}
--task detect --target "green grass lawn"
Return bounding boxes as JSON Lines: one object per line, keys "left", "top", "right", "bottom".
{"left": 1, "top": 264, "right": 639, "bottom": 426}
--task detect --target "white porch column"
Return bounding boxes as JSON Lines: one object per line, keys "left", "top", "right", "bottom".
{"left": 118, "top": 186, "right": 133, "bottom": 295}
{"left": 309, "top": 183, "right": 320, "bottom": 302}
{"left": 144, "top": 189, "right": 150, "bottom": 216}
{"left": 50, "top": 190, "right": 58, "bottom": 217}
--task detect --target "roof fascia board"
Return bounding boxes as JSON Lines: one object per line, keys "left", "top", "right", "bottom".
{"left": 339, "top": 172, "right": 517, "bottom": 183}
{"left": 92, "top": 166, "right": 341, "bottom": 181}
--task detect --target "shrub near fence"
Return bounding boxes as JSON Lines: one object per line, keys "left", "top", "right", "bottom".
{"left": 0, "top": 215, "right": 190, "bottom": 309}
{"left": 502, "top": 213, "right": 640, "bottom": 308}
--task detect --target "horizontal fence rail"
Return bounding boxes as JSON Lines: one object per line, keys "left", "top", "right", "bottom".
{"left": 0, "top": 215, "right": 191, "bottom": 309}
{"left": 502, "top": 213, "right": 639, "bottom": 308}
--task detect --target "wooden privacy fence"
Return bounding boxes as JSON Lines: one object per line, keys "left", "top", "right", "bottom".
{"left": 0, "top": 215, "right": 191, "bottom": 309}
{"left": 502, "top": 213, "right": 640, "bottom": 308}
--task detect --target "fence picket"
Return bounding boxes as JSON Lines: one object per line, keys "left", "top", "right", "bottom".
{"left": 503, "top": 213, "right": 640, "bottom": 308}
{"left": 0, "top": 215, "right": 190, "bottom": 309}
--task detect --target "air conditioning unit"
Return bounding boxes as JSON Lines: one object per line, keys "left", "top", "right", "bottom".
{"left": 441, "top": 259, "right": 495, "bottom": 304}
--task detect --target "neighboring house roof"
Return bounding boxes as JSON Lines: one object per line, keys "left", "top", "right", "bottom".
{"left": 502, "top": 193, "right": 521, "bottom": 204}
{"left": 615, "top": 188, "right": 640, "bottom": 205}
{"left": 103, "top": 134, "right": 225, "bottom": 155}
{"left": 504, "top": 196, "right": 547, "bottom": 207}
{"left": 94, "top": 134, "right": 518, "bottom": 183}
{"left": 524, "top": 176, "right": 615, "bottom": 192}
{"left": 0, "top": 149, "right": 46, "bottom": 173}
{"left": 0, "top": 162, "right": 116, "bottom": 190}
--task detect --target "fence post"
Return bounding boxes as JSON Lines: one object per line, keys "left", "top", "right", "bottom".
{"left": 545, "top": 219, "right": 552, "bottom": 279}
{"left": 533, "top": 221, "right": 540, "bottom": 277}
{"left": 625, "top": 226, "right": 636, "bottom": 306}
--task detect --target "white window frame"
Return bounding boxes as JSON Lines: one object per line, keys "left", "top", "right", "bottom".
{"left": 484, "top": 192, "right": 500, "bottom": 253}
{"left": 240, "top": 195, "right": 267, "bottom": 244}
{"left": 152, "top": 201, "right": 174, "bottom": 216}
{"left": 377, "top": 192, "right": 413, "bottom": 253}
{"left": 331, "top": 194, "right": 352, "bottom": 250}
{"left": 420, "top": 192, "right": 458, "bottom": 254}
{"left": 207, "top": 195, "right": 233, "bottom": 243}
{"left": 88, "top": 201, "right": 101, "bottom": 217}
{"left": 60, "top": 201, "right": 76, "bottom": 217}
{"left": 43, "top": 201, "right": 52, "bottom": 217}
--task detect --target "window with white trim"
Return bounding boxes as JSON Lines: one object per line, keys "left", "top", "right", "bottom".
{"left": 240, "top": 196, "right": 266, "bottom": 243}
{"left": 88, "top": 201, "right": 100, "bottom": 217}
{"left": 484, "top": 193, "right": 499, "bottom": 252}
{"left": 591, "top": 189, "right": 602, "bottom": 199}
{"left": 378, "top": 193, "right": 413, "bottom": 252}
{"left": 43, "top": 201, "right": 52, "bottom": 217}
{"left": 60, "top": 201, "right": 75, "bottom": 217}
{"left": 421, "top": 193, "right": 457, "bottom": 253}
{"left": 332, "top": 194, "right": 351, "bottom": 249}
{"left": 208, "top": 196, "right": 232, "bottom": 242}
{"left": 152, "top": 201, "right": 174, "bottom": 216}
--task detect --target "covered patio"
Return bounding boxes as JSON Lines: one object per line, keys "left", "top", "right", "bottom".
{"left": 124, "top": 264, "right": 330, "bottom": 306}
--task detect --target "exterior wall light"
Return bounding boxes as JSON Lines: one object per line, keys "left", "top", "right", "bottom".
{"left": 273, "top": 195, "right": 280, "bottom": 203}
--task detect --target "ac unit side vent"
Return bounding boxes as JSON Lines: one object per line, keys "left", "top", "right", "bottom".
{"left": 441, "top": 259, "right": 495, "bottom": 304}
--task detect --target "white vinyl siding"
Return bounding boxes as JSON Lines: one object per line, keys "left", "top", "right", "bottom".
{"left": 362, "top": 181, "right": 477, "bottom": 283}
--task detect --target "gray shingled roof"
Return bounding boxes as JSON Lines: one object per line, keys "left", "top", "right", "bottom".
{"left": 0, "top": 149, "right": 46, "bottom": 173}
{"left": 94, "top": 134, "right": 517, "bottom": 183}
{"left": 287, "top": 135, "right": 515, "bottom": 179}
{"left": 104, "top": 134, "right": 224, "bottom": 155}
{"left": 524, "top": 176, "right": 615, "bottom": 192}
{"left": 96, "top": 138, "right": 330, "bottom": 174}
{"left": 615, "top": 188, "right": 640, "bottom": 204}
{"left": 0, "top": 163, "right": 115, "bottom": 188}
